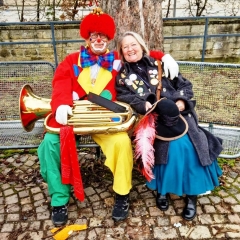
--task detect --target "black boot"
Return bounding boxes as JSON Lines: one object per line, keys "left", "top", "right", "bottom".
{"left": 112, "top": 193, "right": 130, "bottom": 222}
{"left": 51, "top": 203, "right": 68, "bottom": 226}
{"left": 182, "top": 195, "right": 197, "bottom": 221}
{"left": 156, "top": 193, "right": 169, "bottom": 211}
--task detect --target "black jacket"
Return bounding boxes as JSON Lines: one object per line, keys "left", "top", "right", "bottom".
{"left": 115, "top": 55, "right": 223, "bottom": 166}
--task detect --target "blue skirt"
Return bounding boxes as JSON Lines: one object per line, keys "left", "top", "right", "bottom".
{"left": 146, "top": 134, "right": 222, "bottom": 196}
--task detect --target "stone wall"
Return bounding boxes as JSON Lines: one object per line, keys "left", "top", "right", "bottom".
{"left": 0, "top": 18, "right": 240, "bottom": 65}
{"left": 163, "top": 18, "right": 240, "bottom": 63}
{"left": 0, "top": 23, "right": 82, "bottom": 64}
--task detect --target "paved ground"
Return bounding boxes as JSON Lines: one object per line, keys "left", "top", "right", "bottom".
{"left": 0, "top": 149, "right": 240, "bottom": 240}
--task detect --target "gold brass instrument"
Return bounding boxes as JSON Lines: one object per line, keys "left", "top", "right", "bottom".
{"left": 19, "top": 84, "right": 137, "bottom": 134}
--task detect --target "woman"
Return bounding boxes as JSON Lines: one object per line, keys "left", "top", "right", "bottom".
{"left": 115, "top": 31, "right": 223, "bottom": 221}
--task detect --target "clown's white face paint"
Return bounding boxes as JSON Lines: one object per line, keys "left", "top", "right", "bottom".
{"left": 86, "top": 35, "right": 109, "bottom": 55}
{"left": 90, "top": 41, "right": 107, "bottom": 53}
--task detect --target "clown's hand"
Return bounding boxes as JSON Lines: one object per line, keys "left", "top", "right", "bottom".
{"left": 161, "top": 54, "right": 179, "bottom": 80}
{"left": 56, "top": 105, "right": 73, "bottom": 125}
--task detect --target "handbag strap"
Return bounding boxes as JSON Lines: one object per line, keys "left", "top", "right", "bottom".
{"left": 156, "top": 60, "right": 162, "bottom": 100}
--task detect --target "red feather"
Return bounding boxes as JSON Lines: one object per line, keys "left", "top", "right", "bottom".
{"left": 133, "top": 113, "right": 157, "bottom": 181}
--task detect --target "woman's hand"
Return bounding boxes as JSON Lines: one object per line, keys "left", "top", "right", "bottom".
{"left": 145, "top": 101, "right": 153, "bottom": 112}
{"left": 176, "top": 100, "right": 185, "bottom": 111}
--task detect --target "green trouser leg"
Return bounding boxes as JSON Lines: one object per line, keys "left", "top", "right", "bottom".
{"left": 37, "top": 132, "right": 71, "bottom": 207}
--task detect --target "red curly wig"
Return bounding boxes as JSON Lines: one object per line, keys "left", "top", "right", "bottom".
{"left": 80, "top": 8, "right": 116, "bottom": 40}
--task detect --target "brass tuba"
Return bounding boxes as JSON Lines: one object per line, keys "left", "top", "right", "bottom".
{"left": 19, "top": 84, "right": 137, "bottom": 134}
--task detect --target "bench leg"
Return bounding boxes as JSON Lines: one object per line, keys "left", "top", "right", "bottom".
{"left": 96, "top": 146, "right": 101, "bottom": 159}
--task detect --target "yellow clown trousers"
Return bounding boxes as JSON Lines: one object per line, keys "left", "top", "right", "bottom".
{"left": 38, "top": 132, "right": 133, "bottom": 207}
{"left": 92, "top": 132, "right": 133, "bottom": 195}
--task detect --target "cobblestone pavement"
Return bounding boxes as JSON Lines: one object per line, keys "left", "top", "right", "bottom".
{"left": 0, "top": 149, "right": 240, "bottom": 240}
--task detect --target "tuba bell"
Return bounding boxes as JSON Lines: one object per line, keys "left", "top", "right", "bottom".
{"left": 19, "top": 84, "right": 137, "bottom": 134}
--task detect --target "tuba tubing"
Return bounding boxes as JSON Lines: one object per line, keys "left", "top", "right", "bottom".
{"left": 19, "top": 84, "right": 137, "bottom": 134}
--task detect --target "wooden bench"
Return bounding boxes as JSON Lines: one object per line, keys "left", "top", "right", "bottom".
{"left": 0, "top": 61, "right": 239, "bottom": 159}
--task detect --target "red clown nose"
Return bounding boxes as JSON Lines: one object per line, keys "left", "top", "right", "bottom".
{"left": 96, "top": 38, "right": 102, "bottom": 43}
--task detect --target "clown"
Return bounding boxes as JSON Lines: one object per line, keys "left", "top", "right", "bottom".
{"left": 37, "top": 8, "right": 179, "bottom": 226}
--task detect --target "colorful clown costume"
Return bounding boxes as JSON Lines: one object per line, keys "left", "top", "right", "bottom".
{"left": 38, "top": 47, "right": 133, "bottom": 206}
